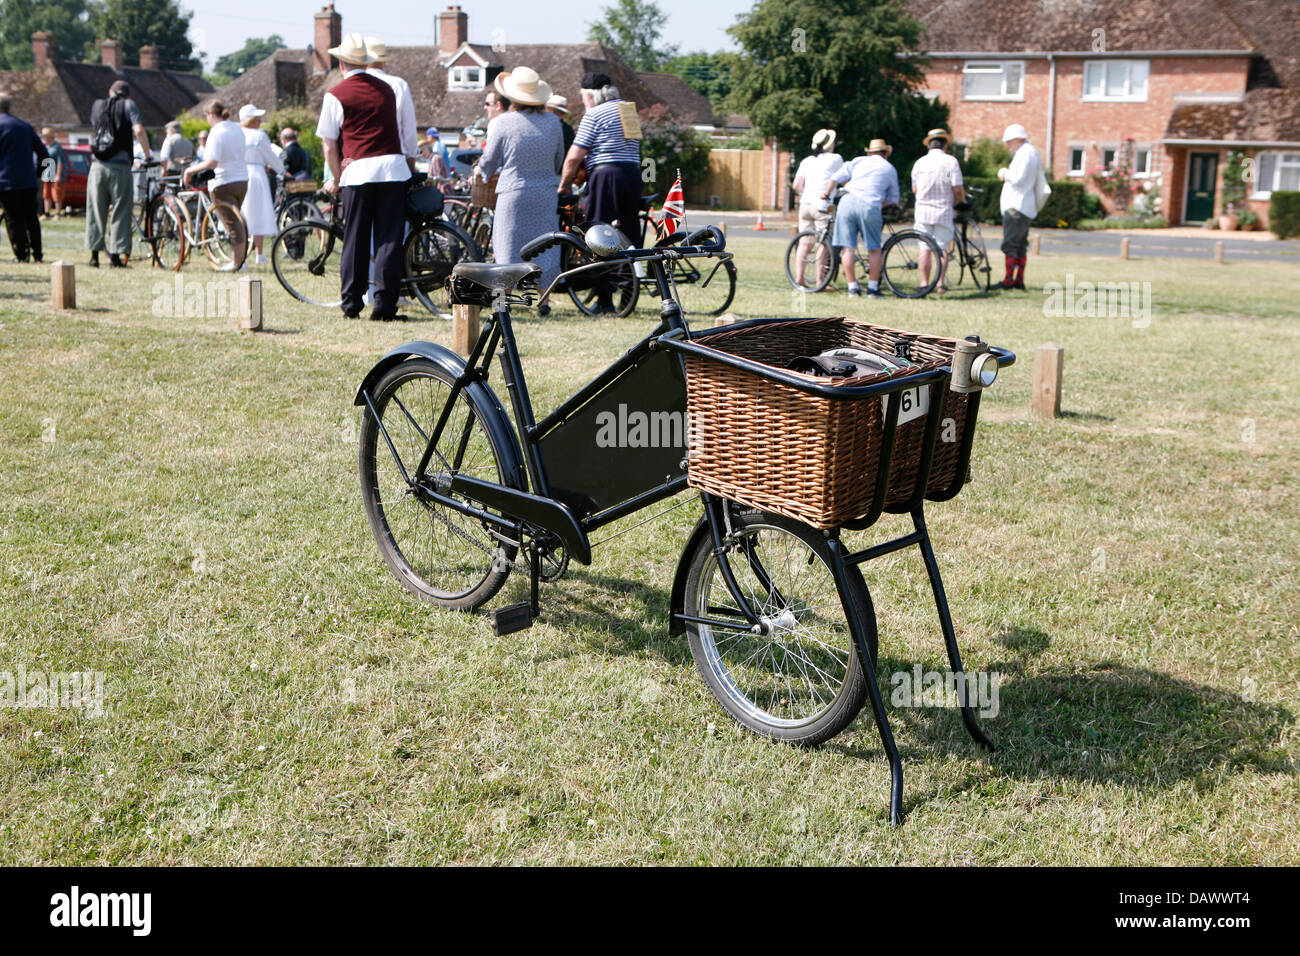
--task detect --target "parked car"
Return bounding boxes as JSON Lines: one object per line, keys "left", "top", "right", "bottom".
{"left": 449, "top": 148, "right": 482, "bottom": 179}
{"left": 60, "top": 145, "right": 92, "bottom": 211}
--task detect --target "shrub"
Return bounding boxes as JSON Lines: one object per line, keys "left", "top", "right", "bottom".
{"left": 1035, "top": 181, "right": 1086, "bottom": 228}
{"left": 961, "top": 138, "right": 1011, "bottom": 179}
{"left": 638, "top": 104, "right": 712, "bottom": 201}
{"left": 961, "top": 176, "right": 1002, "bottom": 223}
{"left": 1082, "top": 191, "right": 1104, "bottom": 220}
{"left": 1236, "top": 208, "right": 1260, "bottom": 230}
{"left": 1222, "top": 150, "right": 1250, "bottom": 212}
{"left": 1271, "top": 190, "right": 1300, "bottom": 239}
{"left": 264, "top": 107, "right": 324, "bottom": 180}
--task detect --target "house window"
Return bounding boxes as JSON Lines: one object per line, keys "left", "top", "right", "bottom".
{"left": 1083, "top": 60, "right": 1149, "bottom": 101}
{"left": 1068, "top": 147, "right": 1086, "bottom": 176}
{"left": 1252, "top": 151, "right": 1300, "bottom": 197}
{"left": 1133, "top": 146, "right": 1152, "bottom": 177}
{"left": 448, "top": 65, "right": 483, "bottom": 90}
{"left": 962, "top": 61, "right": 1024, "bottom": 100}
{"left": 1101, "top": 146, "right": 1117, "bottom": 168}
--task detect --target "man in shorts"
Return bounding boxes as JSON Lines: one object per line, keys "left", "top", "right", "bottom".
{"left": 821, "top": 138, "right": 898, "bottom": 297}
{"left": 910, "top": 128, "right": 965, "bottom": 293}
{"left": 790, "top": 128, "right": 842, "bottom": 288}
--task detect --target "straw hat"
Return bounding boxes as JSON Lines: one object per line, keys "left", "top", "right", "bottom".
{"left": 865, "top": 138, "right": 893, "bottom": 156}
{"left": 328, "top": 32, "right": 377, "bottom": 67}
{"left": 364, "top": 37, "right": 387, "bottom": 61}
{"left": 40, "top": 126, "right": 54, "bottom": 137}
{"left": 922, "top": 128, "right": 950, "bottom": 148}
{"left": 812, "top": 128, "right": 837, "bottom": 150}
{"left": 546, "top": 94, "right": 569, "bottom": 114}
{"left": 495, "top": 67, "right": 552, "bottom": 107}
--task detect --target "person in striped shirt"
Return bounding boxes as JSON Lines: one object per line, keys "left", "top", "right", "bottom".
{"left": 560, "top": 71, "right": 643, "bottom": 312}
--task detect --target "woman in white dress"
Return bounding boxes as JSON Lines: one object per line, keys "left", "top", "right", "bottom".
{"left": 237, "top": 104, "right": 284, "bottom": 265}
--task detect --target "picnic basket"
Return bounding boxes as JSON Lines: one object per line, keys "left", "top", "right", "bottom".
{"left": 679, "top": 317, "right": 978, "bottom": 529}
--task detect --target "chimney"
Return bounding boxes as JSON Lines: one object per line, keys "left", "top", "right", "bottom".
{"left": 31, "top": 31, "right": 55, "bottom": 68}
{"left": 313, "top": 4, "right": 342, "bottom": 73}
{"left": 101, "top": 39, "right": 123, "bottom": 71}
{"left": 139, "top": 45, "right": 157, "bottom": 69}
{"left": 439, "top": 5, "right": 468, "bottom": 56}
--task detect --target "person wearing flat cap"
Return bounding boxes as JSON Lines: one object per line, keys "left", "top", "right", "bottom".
{"left": 315, "top": 33, "right": 415, "bottom": 321}
{"left": 791, "top": 129, "right": 843, "bottom": 289}
{"left": 995, "top": 123, "right": 1048, "bottom": 290}
{"left": 821, "top": 138, "right": 899, "bottom": 297}
{"left": 478, "top": 67, "right": 565, "bottom": 314}
{"left": 559, "top": 71, "right": 642, "bottom": 313}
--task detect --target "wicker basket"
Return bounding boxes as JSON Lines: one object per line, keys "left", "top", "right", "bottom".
{"left": 681, "top": 317, "right": 972, "bottom": 529}
{"left": 284, "top": 179, "right": 318, "bottom": 194}
{"left": 471, "top": 170, "right": 499, "bottom": 209}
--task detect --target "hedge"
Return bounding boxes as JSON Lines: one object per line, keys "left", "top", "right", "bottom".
{"left": 1270, "top": 190, "right": 1300, "bottom": 239}
{"left": 958, "top": 176, "right": 1086, "bottom": 228}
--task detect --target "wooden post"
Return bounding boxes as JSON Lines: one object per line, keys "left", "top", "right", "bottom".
{"left": 1031, "top": 343, "right": 1064, "bottom": 419}
{"left": 452, "top": 303, "right": 480, "bottom": 356}
{"left": 1120, "top": 237, "right": 1130, "bottom": 260}
{"left": 51, "top": 260, "right": 75, "bottom": 309}
{"left": 1032, "top": 234, "right": 1041, "bottom": 256}
{"left": 1214, "top": 240, "right": 1225, "bottom": 264}
{"left": 237, "top": 276, "right": 262, "bottom": 331}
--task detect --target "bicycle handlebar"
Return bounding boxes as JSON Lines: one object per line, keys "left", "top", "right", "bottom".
{"left": 520, "top": 230, "right": 592, "bottom": 262}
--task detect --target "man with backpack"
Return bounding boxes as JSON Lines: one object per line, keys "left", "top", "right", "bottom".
{"left": 86, "top": 80, "right": 152, "bottom": 268}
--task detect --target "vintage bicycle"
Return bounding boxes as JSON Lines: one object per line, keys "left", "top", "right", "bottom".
{"left": 144, "top": 167, "right": 249, "bottom": 272}
{"left": 354, "top": 223, "right": 1014, "bottom": 823}
{"left": 785, "top": 195, "right": 945, "bottom": 298}
{"left": 939, "top": 186, "right": 995, "bottom": 293}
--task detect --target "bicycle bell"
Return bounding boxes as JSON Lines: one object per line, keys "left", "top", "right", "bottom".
{"left": 584, "top": 223, "right": 624, "bottom": 258}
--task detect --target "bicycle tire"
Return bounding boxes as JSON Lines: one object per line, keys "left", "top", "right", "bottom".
{"left": 404, "top": 219, "right": 482, "bottom": 318}
{"left": 671, "top": 256, "right": 736, "bottom": 317}
{"left": 963, "top": 219, "right": 994, "bottom": 292}
{"left": 562, "top": 223, "right": 639, "bottom": 317}
{"left": 359, "top": 358, "right": 519, "bottom": 610}
{"left": 683, "top": 510, "right": 876, "bottom": 746}
{"left": 199, "top": 199, "right": 248, "bottom": 271}
{"left": 881, "top": 229, "right": 943, "bottom": 298}
{"left": 784, "top": 229, "right": 838, "bottom": 292}
{"left": 271, "top": 219, "right": 343, "bottom": 307}
{"left": 145, "top": 195, "right": 187, "bottom": 272}
{"left": 277, "top": 196, "right": 322, "bottom": 231}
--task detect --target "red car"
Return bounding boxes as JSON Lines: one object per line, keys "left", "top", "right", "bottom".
{"left": 60, "top": 145, "right": 92, "bottom": 211}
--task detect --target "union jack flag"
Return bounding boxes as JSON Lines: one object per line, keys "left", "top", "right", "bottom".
{"left": 652, "top": 171, "right": 685, "bottom": 241}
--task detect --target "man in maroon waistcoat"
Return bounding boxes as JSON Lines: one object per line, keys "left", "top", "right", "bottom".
{"left": 316, "top": 33, "right": 414, "bottom": 321}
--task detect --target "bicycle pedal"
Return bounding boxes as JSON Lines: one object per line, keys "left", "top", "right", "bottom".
{"left": 490, "top": 601, "right": 534, "bottom": 636}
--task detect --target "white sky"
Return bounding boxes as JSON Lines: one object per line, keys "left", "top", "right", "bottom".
{"left": 184, "top": 0, "right": 753, "bottom": 64}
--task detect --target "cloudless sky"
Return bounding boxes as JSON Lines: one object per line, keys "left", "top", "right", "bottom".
{"left": 185, "top": 0, "right": 755, "bottom": 64}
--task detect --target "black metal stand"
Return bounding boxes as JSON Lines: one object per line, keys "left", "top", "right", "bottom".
{"left": 832, "top": 505, "right": 995, "bottom": 825}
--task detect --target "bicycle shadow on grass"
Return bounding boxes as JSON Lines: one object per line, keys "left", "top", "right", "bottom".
{"left": 843, "top": 657, "right": 1292, "bottom": 802}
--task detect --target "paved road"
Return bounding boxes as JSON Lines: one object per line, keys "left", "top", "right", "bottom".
{"left": 695, "top": 211, "right": 1300, "bottom": 263}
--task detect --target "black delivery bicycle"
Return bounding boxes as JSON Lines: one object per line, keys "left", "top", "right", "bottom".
{"left": 354, "top": 223, "right": 1014, "bottom": 823}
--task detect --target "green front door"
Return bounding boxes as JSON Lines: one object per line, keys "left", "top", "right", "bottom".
{"left": 1186, "top": 152, "right": 1218, "bottom": 221}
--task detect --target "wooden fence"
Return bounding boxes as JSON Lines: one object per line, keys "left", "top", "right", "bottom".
{"left": 697, "top": 149, "right": 765, "bottom": 210}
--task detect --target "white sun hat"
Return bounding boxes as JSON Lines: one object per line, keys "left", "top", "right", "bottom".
{"left": 238, "top": 104, "right": 266, "bottom": 123}
{"left": 1002, "top": 123, "right": 1030, "bottom": 142}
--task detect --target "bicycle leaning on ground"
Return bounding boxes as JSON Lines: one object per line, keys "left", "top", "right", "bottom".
{"left": 937, "top": 185, "right": 994, "bottom": 293}
{"left": 785, "top": 194, "right": 945, "bottom": 298}
{"left": 352, "top": 220, "right": 1015, "bottom": 823}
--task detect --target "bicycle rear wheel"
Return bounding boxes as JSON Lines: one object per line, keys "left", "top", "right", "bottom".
{"left": 271, "top": 219, "right": 343, "bottom": 307}
{"left": 784, "top": 230, "right": 837, "bottom": 292}
{"left": 562, "top": 224, "right": 638, "bottom": 317}
{"left": 881, "top": 229, "right": 943, "bottom": 298}
{"left": 199, "top": 200, "right": 247, "bottom": 271}
{"left": 962, "top": 220, "right": 994, "bottom": 292}
{"left": 277, "top": 196, "right": 322, "bottom": 231}
{"left": 671, "top": 256, "right": 736, "bottom": 317}
{"left": 147, "top": 196, "right": 187, "bottom": 272}
{"left": 404, "top": 220, "right": 482, "bottom": 318}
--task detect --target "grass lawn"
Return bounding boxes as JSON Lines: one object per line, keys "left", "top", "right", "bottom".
{"left": 1, "top": 217, "right": 1297, "bottom": 864}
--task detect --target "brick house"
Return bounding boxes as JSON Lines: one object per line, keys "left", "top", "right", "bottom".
{"left": 0, "top": 33, "right": 214, "bottom": 145}
{"left": 909, "top": 0, "right": 1300, "bottom": 227}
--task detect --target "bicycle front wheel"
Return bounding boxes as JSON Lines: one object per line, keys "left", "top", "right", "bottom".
{"left": 785, "top": 230, "right": 837, "bottom": 292}
{"left": 404, "top": 220, "right": 482, "bottom": 318}
{"left": 359, "top": 358, "right": 519, "bottom": 610}
{"left": 147, "top": 196, "right": 187, "bottom": 272}
{"left": 199, "top": 200, "right": 247, "bottom": 271}
{"left": 277, "top": 196, "right": 322, "bottom": 231}
{"left": 881, "top": 229, "right": 943, "bottom": 298}
{"left": 671, "top": 256, "right": 737, "bottom": 317}
{"left": 683, "top": 511, "right": 875, "bottom": 745}
{"left": 963, "top": 220, "right": 994, "bottom": 292}
{"left": 271, "top": 220, "right": 343, "bottom": 307}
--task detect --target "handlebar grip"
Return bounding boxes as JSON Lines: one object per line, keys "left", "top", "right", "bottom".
{"left": 521, "top": 231, "right": 591, "bottom": 261}
{"left": 684, "top": 225, "right": 725, "bottom": 251}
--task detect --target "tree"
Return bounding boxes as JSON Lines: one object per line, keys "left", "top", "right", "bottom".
{"left": 587, "top": 0, "right": 678, "bottom": 72}
{"left": 0, "top": 0, "right": 96, "bottom": 69}
{"left": 211, "top": 35, "right": 284, "bottom": 84}
{"left": 663, "top": 50, "right": 743, "bottom": 111}
{"left": 94, "top": 0, "right": 199, "bottom": 71}
{"left": 728, "top": 0, "right": 947, "bottom": 175}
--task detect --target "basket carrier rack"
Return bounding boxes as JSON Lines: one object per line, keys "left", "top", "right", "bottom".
{"left": 655, "top": 319, "right": 1016, "bottom": 824}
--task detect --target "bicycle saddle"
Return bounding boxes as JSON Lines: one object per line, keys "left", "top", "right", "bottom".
{"left": 451, "top": 262, "right": 541, "bottom": 293}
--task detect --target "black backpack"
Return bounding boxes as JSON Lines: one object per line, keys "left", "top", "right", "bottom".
{"left": 90, "top": 96, "right": 128, "bottom": 161}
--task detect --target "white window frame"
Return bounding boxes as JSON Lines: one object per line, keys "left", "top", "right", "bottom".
{"left": 1101, "top": 145, "right": 1118, "bottom": 168}
{"left": 1083, "top": 59, "right": 1149, "bottom": 102}
{"left": 1250, "top": 151, "right": 1300, "bottom": 198}
{"left": 1132, "top": 145, "right": 1153, "bottom": 178}
{"left": 1067, "top": 145, "right": 1086, "bottom": 177}
{"left": 447, "top": 64, "right": 484, "bottom": 91}
{"left": 961, "top": 60, "right": 1025, "bottom": 101}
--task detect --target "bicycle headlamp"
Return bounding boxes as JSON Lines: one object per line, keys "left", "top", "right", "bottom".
{"left": 951, "top": 336, "right": 997, "bottom": 392}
